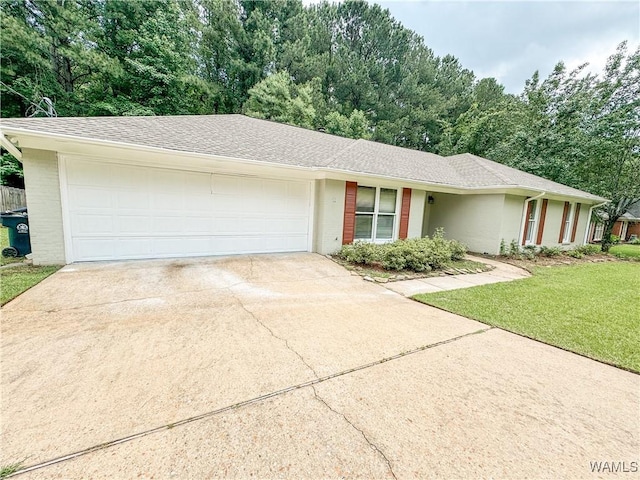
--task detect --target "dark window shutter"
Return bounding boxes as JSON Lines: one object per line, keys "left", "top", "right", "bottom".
{"left": 342, "top": 182, "right": 357, "bottom": 244}
{"left": 399, "top": 188, "right": 411, "bottom": 239}
{"left": 536, "top": 199, "right": 548, "bottom": 245}
{"left": 559, "top": 202, "right": 570, "bottom": 243}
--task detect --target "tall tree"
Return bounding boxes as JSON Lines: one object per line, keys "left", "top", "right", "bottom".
{"left": 243, "top": 70, "right": 315, "bottom": 128}
{"left": 577, "top": 43, "right": 640, "bottom": 251}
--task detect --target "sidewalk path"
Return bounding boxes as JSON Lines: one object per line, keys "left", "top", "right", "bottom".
{"left": 385, "top": 255, "right": 530, "bottom": 297}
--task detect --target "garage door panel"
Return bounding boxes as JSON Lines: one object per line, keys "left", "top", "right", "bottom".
{"left": 116, "top": 191, "right": 151, "bottom": 209}
{"left": 73, "top": 238, "right": 116, "bottom": 261}
{"left": 65, "top": 161, "right": 311, "bottom": 261}
{"left": 67, "top": 161, "right": 113, "bottom": 186}
{"left": 117, "top": 216, "right": 153, "bottom": 234}
{"left": 70, "top": 186, "right": 115, "bottom": 209}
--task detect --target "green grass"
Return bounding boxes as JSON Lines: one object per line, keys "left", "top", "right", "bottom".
{"left": 1, "top": 265, "right": 61, "bottom": 305}
{"left": 1, "top": 227, "right": 61, "bottom": 305}
{"left": 610, "top": 243, "right": 640, "bottom": 259}
{"left": 414, "top": 262, "right": 640, "bottom": 372}
{"left": 0, "top": 462, "right": 24, "bottom": 479}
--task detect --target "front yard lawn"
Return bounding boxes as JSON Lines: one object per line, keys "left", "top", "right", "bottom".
{"left": 1, "top": 266, "right": 61, "bottom": 306}
{"left": 610, "top": 243, "right": 640, "bottom": 259}
{"left": 414, "top": 262, "right": 640, "bottom": 372}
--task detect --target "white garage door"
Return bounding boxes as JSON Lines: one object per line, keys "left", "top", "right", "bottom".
{"left": 64, "top": 160, "right": 312, "bottom": 261}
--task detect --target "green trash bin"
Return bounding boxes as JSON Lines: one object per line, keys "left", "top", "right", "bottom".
{"left": 1, "top": 210, "right": 31, "bottom": 257}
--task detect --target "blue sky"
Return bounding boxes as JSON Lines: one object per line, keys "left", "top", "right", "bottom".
{"left": 376, "top": 1, "right": 640, "bottom": 93}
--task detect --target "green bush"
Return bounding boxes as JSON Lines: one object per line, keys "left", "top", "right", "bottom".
{"left": 574, "top": 244, "right": 600, "bottom": 256}
{"left": 611, "top": 234, "right": 621, "bottom": 245}
{"left": 508, "top": 239, "right": 520, "bottom": 257}
{"left": 381, "top": 243, "right": 407, "bottom": 270}
{"left": 336, "top": 230, "right": 466, "bottom": 272}
{"left": 566, "top": 249, "right": 584, "bottom": 259}
{"left": 337, "top": 241, "right": 381, "bottom": 265}
{"left": 631, "top": 237, "right": 640, "bottom": 245}
{"left": 539, "top": 246, "right": 562, "bottom": 257}
{"left": 499, "top": 239, "right": 507, "bottom": 256}
{"left": 521, "top": 244, "right": 537, "bottom": 260}
{"left": 449, "top": 240, "right": 467, "bottom": 261}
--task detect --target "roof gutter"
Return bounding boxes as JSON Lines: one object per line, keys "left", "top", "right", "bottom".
{"left": 518, "top": 191, "right": 545, "bottom": 246}
{"left": 0, "top": 130, "right": 22, "bottom": 160}
{"left": 583, "top": 201, "right": 609, "bottom": 245}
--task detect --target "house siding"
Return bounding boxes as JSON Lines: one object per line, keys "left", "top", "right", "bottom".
{"left": 313, "top": 179, "right": 346, "bottom": 254}
{"left": 21, "top": 148, "right": 66, "bottom": 265}
{"left": 426, "top": 193, "right": 505, "bottom": 254}
{"left": 500, "top": 195, "right": 525, "bottom": 246}
{"left": 541, "top": 200, "right": 589, "bottom": 248}
{"left": 542, "top": 200, "right": 564, "bottom": 245}
{"left": 407, "top": 189, "right": 426, "bottom": 239}
{"left": 627, "top": 222, "right": 640, "bottom": 240}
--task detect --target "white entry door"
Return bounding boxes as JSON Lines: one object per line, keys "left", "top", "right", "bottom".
{"left": 64, "top": 159, "right": 312, "bottom": 261}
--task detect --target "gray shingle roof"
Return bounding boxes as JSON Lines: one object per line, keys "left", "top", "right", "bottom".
{"left": 446, "top": 153, "right": 605, "bottom": 200}
{"left": 625, "top": 201, "right": 640, "bottom": 220}
{"left": 0, "top": 114, "right": 356, "bottom": 168}
{"left": 0, "top": 114, "right": 605, "bottom": 201}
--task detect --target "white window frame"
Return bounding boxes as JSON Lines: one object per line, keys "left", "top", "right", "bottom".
{"left": 525, "top": 200, "right": 541, "bottom": 245}
{"left": 620, "top": 221, "right": 628, "bottom": 241}
{"left": 354, "top": 186, "right": 399, "bottom": 243}
{"left": 593, "top": 223, "right": 604, "bottom": 242}
{"left": 562, "top": 203, "right": 574, "bottom": 244}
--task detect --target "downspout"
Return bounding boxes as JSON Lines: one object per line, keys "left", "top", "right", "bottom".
{"left": 518, "top": 191, "right": 545, "bottom": 246}
{"left": 0, "top": 131, "right": 23, "bottom": 161}
{"left": 583, "top": 201, "right": 608, "bottom": 245}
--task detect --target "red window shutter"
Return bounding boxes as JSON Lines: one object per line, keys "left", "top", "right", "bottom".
{"left": 342, "top": 182, "right": 357, "bottom": 244}
{"left": 570, "top": 203, "right": 581, "bottom": 242}
{"left": 535, "top": 199, "right": 548, "bottom": 245}
{"left": 522, "top": 201, "right": 534, "bottom": 245}
{"left": 558, "top": 202, "right": 570, "bottom": 243}
{"left": 399, "top": 188, "right": 412, "bottom": 239}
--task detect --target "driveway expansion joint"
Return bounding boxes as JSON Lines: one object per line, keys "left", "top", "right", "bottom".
{"left": 5, "top": 328, "right": 492, "bottom": 478}
{"left": 312, "top": 386, "right": 397, "bottom": 479}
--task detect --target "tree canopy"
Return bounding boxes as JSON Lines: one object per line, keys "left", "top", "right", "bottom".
{"left": 1, "top": 0, "right": 638, "bottom": 249}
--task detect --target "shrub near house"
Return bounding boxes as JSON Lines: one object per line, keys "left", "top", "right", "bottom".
{"left": 337, "top": 229, "right": 466, "bottom": 272}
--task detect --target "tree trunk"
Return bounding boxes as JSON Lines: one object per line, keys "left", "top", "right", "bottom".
{"left": 600, "top": 219, "right": 617, "bottom": 253}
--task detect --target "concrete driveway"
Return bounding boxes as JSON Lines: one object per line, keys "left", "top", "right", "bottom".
{"left": 1, "top": 253, "right": 638, "bottom": 478}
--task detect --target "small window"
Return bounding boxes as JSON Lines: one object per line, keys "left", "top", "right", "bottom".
{"left": 593, "top": 223, "right": 604, "bottom": 242}
{"left": 525, "top": 200, "right": 537, "bottom": 244}
{"left": 354, "top": 186, "right": 398, "bottom": 242}
{"left": 563, "top": 204, "right": 574, "bottom": 243}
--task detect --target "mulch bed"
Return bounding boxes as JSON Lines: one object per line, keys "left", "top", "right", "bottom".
{"left": 328, "top": 255, "right": 495, "bottom": 283}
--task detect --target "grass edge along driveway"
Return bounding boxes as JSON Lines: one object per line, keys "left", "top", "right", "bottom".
{"left": 1, "top": 227, "right": 61, "bottom": 306}
{"left": 414, "top": 262, "right": 640, "bottom": 373}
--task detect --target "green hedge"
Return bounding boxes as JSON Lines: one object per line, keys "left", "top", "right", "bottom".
{"left": 336, "top": 229, "right": 467, "bottom": 272}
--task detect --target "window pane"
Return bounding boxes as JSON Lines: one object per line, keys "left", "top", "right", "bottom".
{"left": 376, "top": 215, "right": 394, "bottom": 240}
{"left": 528, "top": 200, "right": 537, "bottom": 221}
{"left": 379, "top": 189, "right": 397, "bottom": 214}
{"left": 355, "top": 214, "right": 373, "bottom": 240}
{"left": 526, "top": 219, "right": 535, "bottom": 243}
{"left": 356, "top": 186, "right": 375, "bottom": 213}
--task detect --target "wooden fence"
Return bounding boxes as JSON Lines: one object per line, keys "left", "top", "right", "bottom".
{"left": 1, "top": 186, "right": 27, "bottom": 211}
